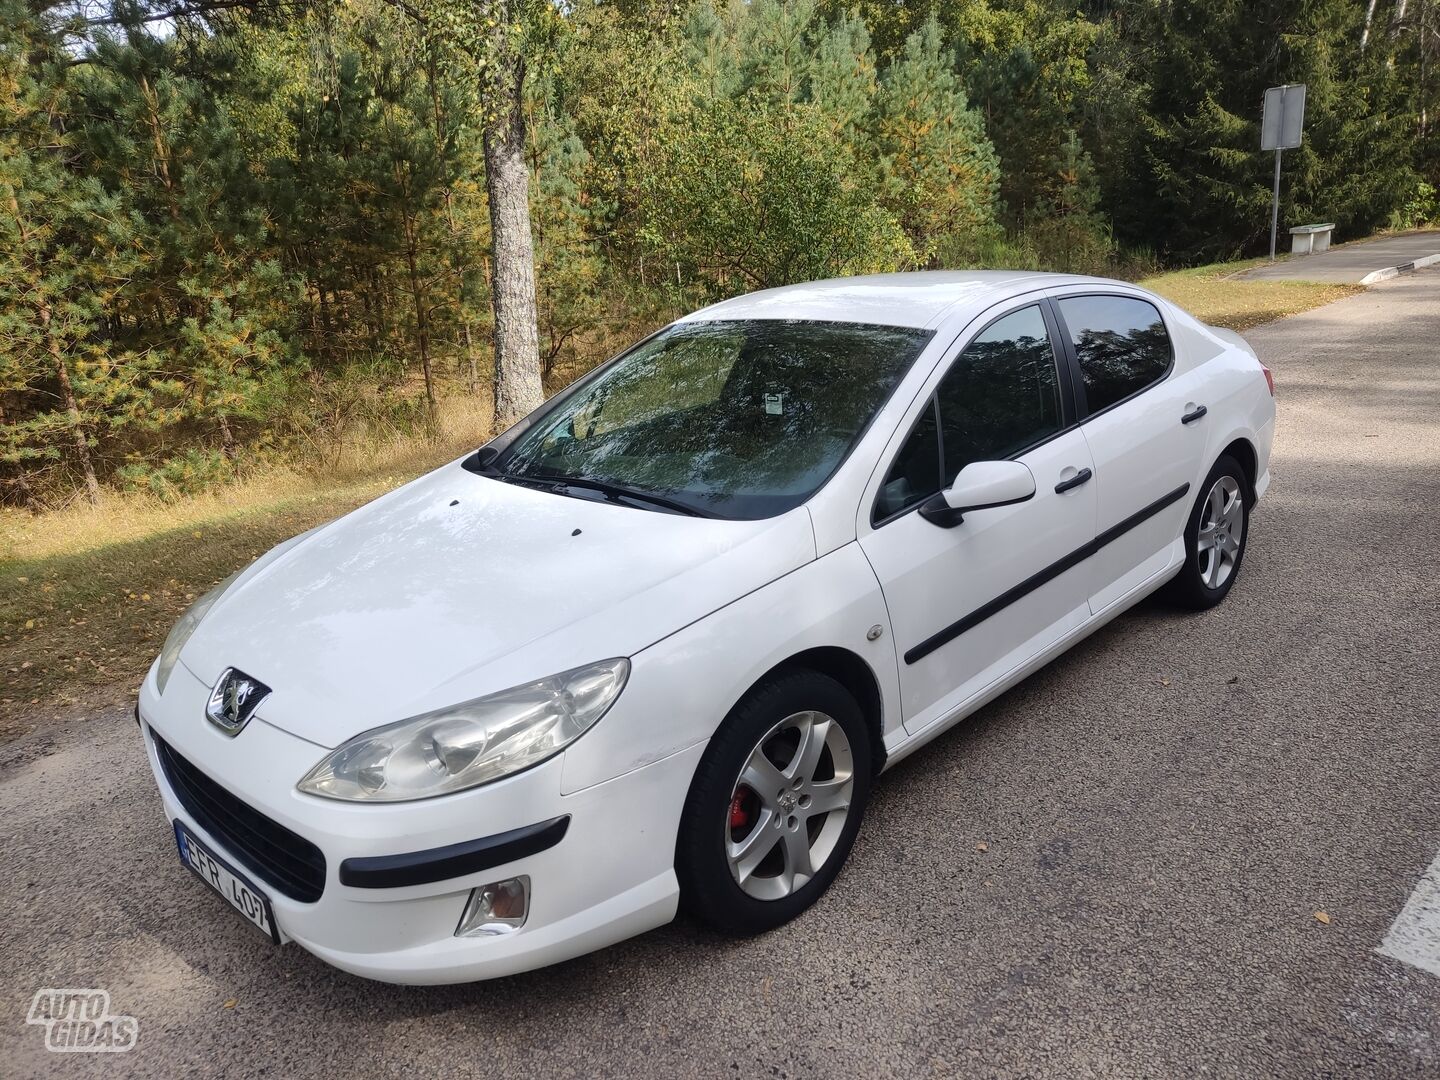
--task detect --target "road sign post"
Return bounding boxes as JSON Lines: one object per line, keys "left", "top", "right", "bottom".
{"left": 1261, "top": 84, "right": 1307, "bottom": 260}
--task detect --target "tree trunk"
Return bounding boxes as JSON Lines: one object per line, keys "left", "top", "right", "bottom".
{"left": 461, "top": 320, "right": 479, "bottom": 391}
{"left": 38, "top": 295, "right": 100, "bottom": 505}
{"left": 482, "top": 34, "right": 543, "bottom": 431}
{"left": 401, "top": 208, "right": 437, "bottom": 417}
{"left": 217, "top": 413, "right": 236, "bottom": 459}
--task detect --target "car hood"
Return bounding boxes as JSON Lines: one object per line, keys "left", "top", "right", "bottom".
{"left": 179, "top": 461, "right": 816, "bottom": 748}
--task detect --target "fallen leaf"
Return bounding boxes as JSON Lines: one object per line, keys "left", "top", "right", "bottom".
{"left": 223, "top": 998, "right": 237, "bottom": 1009}
{"left": 24, "top": 620, "right": 34, "bottom": 629}
{"left": 1314, "top": 911, "right": 1331, "bottom": 925}
{"left": 976, "top": 841, "right": 989, "bottom": 852}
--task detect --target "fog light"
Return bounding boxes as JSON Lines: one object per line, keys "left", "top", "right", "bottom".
{"left": 455, "top": 876, "right": 529, "bottom": 937}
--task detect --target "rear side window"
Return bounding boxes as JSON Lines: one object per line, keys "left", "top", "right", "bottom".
{"left": 1056, "top": 295, "right": 1172, "bottom": 414}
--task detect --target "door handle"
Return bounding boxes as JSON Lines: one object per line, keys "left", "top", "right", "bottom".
{"left": 1054, "top": 467, "right": 1093, "bottom": 494}
{"left": 1181, "top": 405, "right": 1208, "bottom": 424}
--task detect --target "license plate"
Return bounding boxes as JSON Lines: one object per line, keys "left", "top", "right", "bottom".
{"left": 174, "top": 821, "right": 279, "bottom": 943}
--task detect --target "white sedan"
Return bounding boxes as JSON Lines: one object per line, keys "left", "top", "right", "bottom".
{"left": 136, "top": 272, "right": 1275, "bottom": 983}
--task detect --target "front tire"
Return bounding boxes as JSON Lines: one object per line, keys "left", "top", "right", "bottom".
{"left": 1166, "top": 453, "right": 1251, "bottom": 610}
{"left": 676, "top": 670, "right": 871, "bottom": 936}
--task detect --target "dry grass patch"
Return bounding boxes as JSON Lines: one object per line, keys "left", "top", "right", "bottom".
{"left": 0, "top": 394, "right": 494, "bottom": 740}
{"left": 1140, "top": 259, "right": 1363, "bottom": 331}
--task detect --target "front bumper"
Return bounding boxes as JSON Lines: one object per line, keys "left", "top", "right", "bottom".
{"left": 138, "top": 662, "right": 703, "bottom": 984}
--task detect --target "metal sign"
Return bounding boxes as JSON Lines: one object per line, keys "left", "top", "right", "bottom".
{"left": 1261, "top": 84, "right": 1306, "bottom": 151}
{"left": 1262, "top": 84, "right": 1307, "bottom": 259}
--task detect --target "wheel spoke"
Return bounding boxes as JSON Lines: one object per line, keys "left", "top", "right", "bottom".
{"left": 782, "top": 824, "right": 814, "bottom": 882}
{"left": 785, "top": 715, "right": 829, "bottom": 784}
{"left": 1207, "top": 485, "right": 1225, "bottom": 523}
{"left": 740, "top": 754, "right": 786, "bottom": 802}
{"left": 1223, "top": 500, "right": 1243, "bottom": 533}
{"left": 806, "top": 778, "right": 852, "bottom": 818}
{"left": 1222, "top": 531, "right": 1240, "bottom": 555}
{"left": 727, "top": 811, "right": 779, "bottom": 882}
{"left": 1197, "top": 523, "right": 1217, "bottom": 552}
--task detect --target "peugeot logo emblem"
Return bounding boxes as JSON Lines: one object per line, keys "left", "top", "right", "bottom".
{"left": 205, "top": 667, "right": 271, "bottom": 736}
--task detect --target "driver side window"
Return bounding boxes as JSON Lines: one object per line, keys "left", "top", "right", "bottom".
{"left": 873, "top": 304, "right": 1064, "bottom": 523}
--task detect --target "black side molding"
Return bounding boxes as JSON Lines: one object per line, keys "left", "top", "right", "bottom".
{"left": 904, "top": 483, "right": 1191, "bottom": 665}
{"left": 339, "top": 815, "right": 570, "bottom": 889}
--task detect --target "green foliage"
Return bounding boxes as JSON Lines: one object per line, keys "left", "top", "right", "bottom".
{"left": 1111, "top": 0, "right": 1418, "bottom": 260}
{"left": 117, "top": 447, "right": 233, "bottom": 500}
{"left": 636, "top": 98, "right": 914, "bottom": 293}
{"left": 875, "top": 15, "right": 1000, "bottom": 264}
{"left": 1026, "top": 133, "right": 1113, "bottom": 274}
{"left": 2, "top": 0, "right": 1436, "bottom": 505}
{"left": 1391, "top": 181, "right": 1439, "bottom": 230}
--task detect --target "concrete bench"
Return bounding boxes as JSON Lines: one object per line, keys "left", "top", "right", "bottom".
{"left": 1290, "top": 223, "right": 1335, "bottom": 255}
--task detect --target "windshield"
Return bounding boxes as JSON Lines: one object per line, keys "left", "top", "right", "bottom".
{"left": 495, "top": 320, "right": 933, "bottom": 519}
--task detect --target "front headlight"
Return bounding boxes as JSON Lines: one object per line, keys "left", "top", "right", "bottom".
{"left": 154, "top": 572, "right": 239, "bottom": 694}
{"left": 296, "top": 658, "right": 630, "bottom": 802}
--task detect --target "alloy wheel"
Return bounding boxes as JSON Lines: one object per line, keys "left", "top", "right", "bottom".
{"left": 725, "top": 711, "right": 854, "bottom": 901}
{"left": 1197, "top": 474, "right": 1244, "bottom": 590}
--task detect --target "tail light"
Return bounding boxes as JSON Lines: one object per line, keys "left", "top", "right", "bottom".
{"left": 1261, "top": 364, "right": 1275, "bottom": 396}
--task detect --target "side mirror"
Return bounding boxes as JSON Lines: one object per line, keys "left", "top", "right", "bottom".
{"left": 919, "top": 460, "right": 1035, "bottom": 528}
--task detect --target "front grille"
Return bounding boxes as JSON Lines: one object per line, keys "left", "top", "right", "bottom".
{"left": 152, "top": 730, "right": 326, "bottom": 903}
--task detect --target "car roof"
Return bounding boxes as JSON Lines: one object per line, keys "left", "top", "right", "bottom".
{"left": 678, "top": 271, "right": 1105, "bottom": 330}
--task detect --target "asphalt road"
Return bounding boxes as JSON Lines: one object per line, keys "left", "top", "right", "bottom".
{"left": 3, "top": 272, "right": 1439, "bottom": 1079}
{"left": 1240, "top": 229, "right": 1440, "bottom": 283}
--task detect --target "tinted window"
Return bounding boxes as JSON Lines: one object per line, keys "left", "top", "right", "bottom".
{"left": 938, "top": 305, "right": 1063, "bottom": 482}
{"left": 499, "top": 320, "right": 932, "bottom": 520}
{"left": 872, "top": 305, "right": 1062, "bottom": 522}
{"left": 874, "top": 401, "right": 941, "bottom": 521}
{"left": 1057, "top": 295, "right": 1172, "bottom": 413}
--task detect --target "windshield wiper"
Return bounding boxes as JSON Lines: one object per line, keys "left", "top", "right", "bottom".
{"left": 516, "top": 473, "right": 715, "bottom": 518}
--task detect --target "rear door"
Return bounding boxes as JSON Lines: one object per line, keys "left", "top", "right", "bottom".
{"left": 859, "top": 302, "right": 1098, "bottom": 734}
{"left": 1048, "top": 292, "right": 1210, "bottom": 614}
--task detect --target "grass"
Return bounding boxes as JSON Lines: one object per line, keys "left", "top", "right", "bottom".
{"left": 0, "top": 258, "right": 1363, "bottom": 740}
{"left": 1140, "top": 257, "right": 1363, "bottom": 331}
{"left": 0, "top": 395, "right": 492, "bottom": 740}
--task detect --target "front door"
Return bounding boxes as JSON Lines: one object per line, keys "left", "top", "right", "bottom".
{"left": 859, "top": 303, "right": 1099, "bottom": 735}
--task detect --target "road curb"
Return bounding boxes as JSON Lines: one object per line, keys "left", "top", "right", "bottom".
{"left": 1359, "top": 252, "right": 1440, "bottom": 285}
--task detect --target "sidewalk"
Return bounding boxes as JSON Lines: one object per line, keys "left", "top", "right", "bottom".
{"left": 1239, "top": 229, "right": 1440, "bottom": 283}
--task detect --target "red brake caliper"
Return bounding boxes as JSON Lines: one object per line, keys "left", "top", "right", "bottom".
{"left": 729, "top": 788, "right": 751, "bottom": 829}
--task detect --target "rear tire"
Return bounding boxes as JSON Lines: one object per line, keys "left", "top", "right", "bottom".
{"left": 676, "top": 670, "right": 871, "bottom": 936}
{"left": 1165, "top": 453, "right": 1251, "bottom": 610}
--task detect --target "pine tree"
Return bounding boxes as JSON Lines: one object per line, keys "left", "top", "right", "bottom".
{"left": 875, "top": 15, "right": 1000, "bottom": 265}
{"left": 807, "top": 10, "right": 877, "bottom": 139}
{"left": 739, "top": 0, "right": 817, "bottom": 107}
{"left": 0, "top": 2, "right": 113, "bottom": 502}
